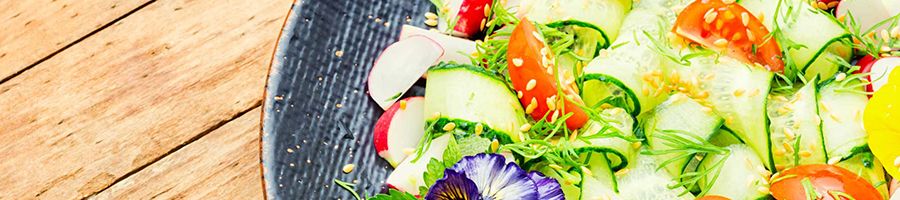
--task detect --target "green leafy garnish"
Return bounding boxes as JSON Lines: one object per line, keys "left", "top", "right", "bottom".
{"left": 641, "top": 129, "right": 730, "bottom": 197}
{"left": 368, "top": 189, "right": 418, "bottom": 200}
{"left": 334, "top": 179, "right": 363, "bottom": 200}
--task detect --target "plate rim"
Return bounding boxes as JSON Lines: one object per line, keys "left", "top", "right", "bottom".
{"left": 258, "top": 0, "right": 300, "bottom": 199}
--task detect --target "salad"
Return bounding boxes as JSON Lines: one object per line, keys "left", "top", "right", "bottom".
{"left": 352, "top": 0, "right": 900, "bottom": 199}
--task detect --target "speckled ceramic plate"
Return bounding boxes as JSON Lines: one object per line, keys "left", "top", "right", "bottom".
{"left": 260, "top": 0, "right": 432, "bottom": 199}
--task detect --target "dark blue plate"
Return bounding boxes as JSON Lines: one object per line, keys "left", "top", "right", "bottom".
{"left": 261, "top": 0, "right": 432, "bottom": 199}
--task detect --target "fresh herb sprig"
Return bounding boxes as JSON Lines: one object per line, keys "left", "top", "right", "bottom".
{"left": 641, "top": 129, "right": 730, "bottom": 197}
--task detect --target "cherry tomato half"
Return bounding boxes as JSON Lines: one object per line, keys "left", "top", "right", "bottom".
{"left": 507, "top": 18, "right": 588, "bottom": 130}
{"left": 673, "top": 0, "right": 785, "bottom": 72}
{"left": 770, "top": 164, "right": 883, "bottom": 200}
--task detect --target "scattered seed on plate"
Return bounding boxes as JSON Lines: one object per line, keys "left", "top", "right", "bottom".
{"left": 342, "top": 164, "right": 356, "bottom": 173}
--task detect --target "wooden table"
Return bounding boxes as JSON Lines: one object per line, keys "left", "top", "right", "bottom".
{"left": 0, "top": 0, "right": 293, "bottom": 199}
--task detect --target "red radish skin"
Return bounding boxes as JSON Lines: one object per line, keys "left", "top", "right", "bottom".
{"left": 857, "top": 56, "right": 900, "bottom": 97}
{"left": 373, "top": 97, "right": 426, "bottom": 167}
{"left": 398, "top": 25, "right": 476, "bottom": 65}
{"left": 453, "top": 0, "right": 493, "bottom": 38}
{"left": 367, "top": 36, "right": 443, "bottom": 110}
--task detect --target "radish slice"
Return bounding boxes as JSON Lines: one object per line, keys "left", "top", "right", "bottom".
{"left": 868, "top": 57, "right": 900, "bottom": 92}
{"left": 399, "top": 25, "right": 476, "bottom": 64}
{"left": 373, "top": 97, "right": 426, "bottom": 167}
{"left": 368, "top": 35, "right": 443, "bottom": 110}
{"left": 836, "top": 0, "right": 899, "bottom": 32}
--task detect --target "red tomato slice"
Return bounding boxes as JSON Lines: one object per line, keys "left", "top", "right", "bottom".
{"left": 507, "top": 18, "right": 588, "bottom": 130}
{"left": 696, "top": 195, "right": 731, "bottom": 200}
{"left": 770, "top": 164, "right": 883, "bottom": 200}
{"left": 674, "top": 0, "right": 785, "bottom": 72}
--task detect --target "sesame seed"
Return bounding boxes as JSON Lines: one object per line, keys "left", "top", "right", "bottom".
{"left": 881, "top": 29, "right": 891, "bottom": 39}
{"left": 748, "top": 89, "right": 760, "bottom": 97}
{"left": 490, "top": 139, "right": 500, "bottom": 151}
{"left": 335, "top": 50, "right": 344, "bottom": 57}
{"left": 484, "top": 4, "right": 491, "bottom": 17}
{"left": 517, "top": 90, "right": 524, "bottom": 98}
{"left": 399, "top": 100, "right": 407, "bottom": 110}
{"left": 526, "top": 98, "right": 538, "bottom": 114}
{"left": 757, "top": 186, "right": 769, "bottom": 194}
{"left": 892, "top": 27, "right": 900, "bottom": 38}
{"left": 741, "top": 12, "right": 750, "bottom": 26}
{"left": 424, "top": 12, "right": 438, "bottom": 19}
{"left": 835, "top": 73, "right": 846, "bottom": 81}
{"left": 431, "top": 112, "right": 442, "bottom": 120}
{"left": 532, "top": 31, "right": 544, "bottom": 42}
{"left": 723, "top": 0, "right": 735, "bottom": 3}
{"left": 336, "top": 103, "right": 343, "bottom": 108}
{"left": 747, "top": 29, "right": 755, "bottom": 42}
{"left": 800, "top": 151, "right": 812, "bottom": 157}
{"left": 784, "top": 128, "right": 795, "bottom": 140}
{"left": 581, "top": 166, "right": 593, "bottom": 176}
{"left": 732, "top": 32, "right": 743, "bottom": 41}
{"left": 546, "top": 95, "right": 558, "bottom": 110}
{"left": 442, "top": 122, "right": 457, "bottom": 131}
{"left": 830, "top": 113, "right": 841, "bottom": 122}
{"left": 828, "top": 157, "right": 842, "bottom": 165}
{"left": 519, "top": 123, "right": 532, "bottom": 132}
{"left": 881, "top": 45, "right": 892, "bottom": 53}
{"left": 475, "top": 123, "right": 484, "bottom": 135}
{"left": 425, "top": 19, "right": 438, "bottom": 26}
{"left": 714, "top": 38, "right": 728, "bottom": 47}
{"left": 342, "top": 164, "right": 356, "bottom": 173}
{"left": 615, "top": 168, "right": 630, "bottom": 176}
{"left": 642, "top": 87, "right": 651, "bottom": 96}
{"left": 734, "top": 88, "right": 745, "bottom": 97}
{"left": 512, "top": 58, "right": 524, "bottom": 67}
{"left": 287, "top": 148, "right": 294, "bottom": 153}
{"left": 826, "top": 1, "right": 838, "bottom": 8}
{"left": 549, "top": 164, "right": 563, "bottom": 170}
{"left": 551, "top": 110, "right": 560, "bottom": 122}
{"left": 782, "top": 142, "right": 794, "bottom": 153}
{"left": 526, "top": 79, "right": 537, "bottom": 91}
{"left": 479, "top": 19, "right": 486, "bottom": 30}
{"left": 758, "top": 12, "right": 765, "bottom": 23}
{"left": 704, "top": 9, "right": 718, "bottom": 23}
{"left": 723, "top": 11, "right": 735, "bottom": 20}
{"left": 893, "top": 156, "right": 900, "bottom": 167}
{"left": 702, "top": 106, "right": 713, "bottom": 113}
{"left": 403, "top": 148, "right": 415, "bottom": 155}
{"left": 569, "top": 130, "right": 579, "bottom": 143}
{"left": 632, "top": 142, "right": 642, "bottom": 149}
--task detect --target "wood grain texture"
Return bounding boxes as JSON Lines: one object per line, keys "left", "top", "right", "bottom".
{"left": 0, "top": 0, "right": 290, "bottom": 198}
{"left": 90, "top": 108, "right": 264, "bottom": 200}
{"left": 0, "top": 0, "right": 151, "bottom": 80}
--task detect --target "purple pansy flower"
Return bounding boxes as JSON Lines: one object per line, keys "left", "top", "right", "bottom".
{"left": 425, "top": 153, "right": 565, "bottom": 200}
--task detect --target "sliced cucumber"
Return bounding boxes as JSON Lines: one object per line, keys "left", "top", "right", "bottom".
{"left": 582, "top": 7, "right": 673, "bottom": 116}
{"left": 424, "top": 63, "right": 528, "bottom": 142}
{"left": 520, "top": 0, "right": 632, "bottom": 47}
{"left": 818, "top": 79, "right": 868, "bottom": 160}
{"left": 579, "top": 153, "right": 618, "bottom": 200}
{"left": 766, "top": 80, "right": 827, "bottom": 168}
{"left": 739, "top": 0, "right": 852, "bottom": 80}
{"left": 673, "top": 55, "right": 775, "bottom": 170}
{"left": 710, "top": 128, "right": 745, "bottom": 147}
{"left": 836, "top": 151, "right": 890, "bottom": 197}
{"left": 572, "top": 107, "right": 637, "bottom": 171}
{"left": 700, "top": 144, "right": 771, "bottom": 200}
{"left": 643, "top": 93, "right": 724, "bottom": 176}
{"left": 617, "top": 155, "right": 695, "bottom": 200}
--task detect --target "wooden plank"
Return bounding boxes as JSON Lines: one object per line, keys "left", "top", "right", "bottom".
{"left": 0, "top": 0, "right": 291, "bottom": 198}
{"left": 90, "top": 108, "right": 264, "bottom": 200}
{"left": 0, "top": 0, "right": 151, "bottom": 80}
